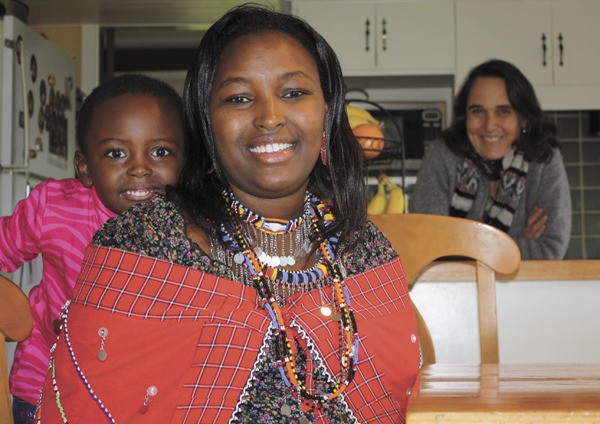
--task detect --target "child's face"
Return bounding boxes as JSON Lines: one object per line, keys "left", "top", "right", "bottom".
{"left": 75, "top": 93, "right": 184, "bottom": 214}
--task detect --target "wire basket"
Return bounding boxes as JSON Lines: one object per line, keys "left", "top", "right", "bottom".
{"left": 345, "top": 97, "right": 406, "bottom": 189}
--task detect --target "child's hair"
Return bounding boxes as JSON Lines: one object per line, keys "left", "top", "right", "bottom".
{"left": 76, "top": 74, "right": 183, "bottom": 154}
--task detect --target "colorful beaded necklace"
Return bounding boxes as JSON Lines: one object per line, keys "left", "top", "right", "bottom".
{"left": 220, "top": 191, "right": 359, "bottom": 406}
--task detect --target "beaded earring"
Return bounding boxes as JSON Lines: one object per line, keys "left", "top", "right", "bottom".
{"left": 320, "top": 131, "right": 327, "bottom": 165}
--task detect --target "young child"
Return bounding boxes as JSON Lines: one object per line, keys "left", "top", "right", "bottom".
{"left": 0, "top": 73, "right": 185, "bottom": 422}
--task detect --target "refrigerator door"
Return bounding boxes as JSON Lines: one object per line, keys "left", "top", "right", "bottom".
{"left": 1, "top": 16, "right": 76, "bottom": 181}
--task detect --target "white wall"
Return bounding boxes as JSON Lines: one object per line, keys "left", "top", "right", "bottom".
{"left": 410, "top": 279, "right": 600, "bottom": 363}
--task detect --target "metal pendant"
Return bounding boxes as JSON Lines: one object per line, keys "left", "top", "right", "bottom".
{"left": 234, "top": 252, "right": 245, "bottom": 264}
{"left": 280, "top": 404, "right": 292, "bottom": 416}
{"left": 320, "top": 305, "right": 333, "bottom": 317}
{"left": 97, "top": 349, "right": 107, "bottom": 361}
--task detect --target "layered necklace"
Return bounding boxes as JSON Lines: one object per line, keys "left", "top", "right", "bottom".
{"left": 215, "top": 190, "right": 359, "bottom": 407}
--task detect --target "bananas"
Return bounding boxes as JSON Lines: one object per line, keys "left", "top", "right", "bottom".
{"left": 367, "top": 173, "right": 408, "bottom": 215}
{"left": 383, "top": 175, "right": 408, "bottom": 214}
{"left": 367, "top": 179, "right": 388, "bottom": 215}
{"left": 346, "top": 104, "right": 380, "bottom": 129}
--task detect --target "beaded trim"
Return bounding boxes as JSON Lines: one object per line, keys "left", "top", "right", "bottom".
{"left": 44, "top": 301, "right": 117, "bottom": 424}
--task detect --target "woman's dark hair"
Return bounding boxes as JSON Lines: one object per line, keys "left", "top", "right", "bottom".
{"left": 173, "top": 3, "right": 365, "bottom": 244}
{"left": 443, "top": 59, "right": 559, "bottom": 162}
{"left": 76, "top": 73, "right": 184, "bottom": 154}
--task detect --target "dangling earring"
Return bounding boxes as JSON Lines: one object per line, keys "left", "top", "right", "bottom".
{"left": 320, "top": 131, "right": 327, "bottom": 166}
{"left": 521, "top": 127, "right": 527, "bottom": 135}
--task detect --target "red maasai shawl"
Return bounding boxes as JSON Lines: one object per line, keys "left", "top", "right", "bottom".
{"left": 39, "top": 245, "right": 420, "bottom": 423}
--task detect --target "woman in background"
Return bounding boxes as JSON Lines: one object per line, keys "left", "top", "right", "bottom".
{"left": 38, "top": 5, "right": 420, "bottom": 423}
{"left": 412, "top": 59, "right": 571, "bottom": 259}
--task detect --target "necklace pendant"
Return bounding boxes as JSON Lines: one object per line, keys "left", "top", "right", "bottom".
{"left": 234, "top": 252, "right": 245, "bottom": 265}
{"left": 331, "top": 312, "right": 342, "bottom": 322}
{"left": 300, "top": 417, "right": 313, "bottom": 424}
{"left": 320, "top": 305, "right": 333, "bottom": 317}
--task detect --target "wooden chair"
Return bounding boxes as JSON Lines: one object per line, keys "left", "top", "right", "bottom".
{"left": 0, "top": 274, "right": 33, "bottom": 424}
{"left": 369, "top": 213, "right": 521, "bottom": 365}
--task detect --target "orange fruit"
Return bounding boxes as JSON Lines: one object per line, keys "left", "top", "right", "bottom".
{"left": 353, "top": 123, "right": 385, "bottom": 160}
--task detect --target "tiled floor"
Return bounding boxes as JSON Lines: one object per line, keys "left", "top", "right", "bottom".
{"left": 552, "top": 110, "right": 600, "bottom": 259}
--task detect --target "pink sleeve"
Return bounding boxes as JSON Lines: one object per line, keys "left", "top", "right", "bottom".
{"left": 0, "top": 182, "right": 47, "bottom": 271}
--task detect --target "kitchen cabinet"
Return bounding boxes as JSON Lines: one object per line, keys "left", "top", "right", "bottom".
{"left": 456, "top": 0, "right": 600, "bottom": 110}
{"left": 292, "top": 0, "right": 455, "bottom": 76}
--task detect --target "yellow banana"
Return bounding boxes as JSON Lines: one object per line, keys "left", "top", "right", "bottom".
{"left": 367, "top": 179, "right": 388, "bottom": 215}
{"left": 346, "top": 104, "right": 380, "bottom": 129}
{"left": 383, "top": 176, "right": 407, "bottom": 214}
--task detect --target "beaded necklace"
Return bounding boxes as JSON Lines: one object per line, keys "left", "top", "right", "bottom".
{"left": 226, "top": 190, "right": 313, "bottom": 267}
{"left": 221, "top": 191, "right": 359, "bottom": 406}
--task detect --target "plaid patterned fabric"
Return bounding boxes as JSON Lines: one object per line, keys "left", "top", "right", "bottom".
{"left": 40, "top": 245, "right": 420, "bottom": 423}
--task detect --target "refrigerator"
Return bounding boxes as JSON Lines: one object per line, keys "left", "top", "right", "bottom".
{"left": 0, "top": 14, "right": 76, "bottom": 377}
{"left": 1, "top": 14, "right": 76, "bottom": 279}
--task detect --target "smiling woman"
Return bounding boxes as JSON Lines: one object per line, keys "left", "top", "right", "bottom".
{"left": 37, "top": 4, "right": 421, "bottom": 424}
{"left": 412, "top": 59, "right": 572, "bottom": 260}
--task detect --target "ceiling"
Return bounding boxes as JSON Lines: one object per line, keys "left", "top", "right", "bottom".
{"left": 15, "top": 0, "right": 287, "bottom": 27}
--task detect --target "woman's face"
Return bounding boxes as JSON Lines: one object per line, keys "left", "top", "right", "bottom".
{"left": 466, "top": 77, "right": 525, "bottom": 160}
{"left": 209, "top": 32, "right": 327, "bottom": 214}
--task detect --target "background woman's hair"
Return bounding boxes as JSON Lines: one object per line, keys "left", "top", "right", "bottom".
{"left": 76, "top": 73, "right": 183, "bottom": 154}
{"left": 173, "top": 3, "right": 366, "bottom": 243}
{"left": 442, "top": 59, "right": 559, "bottom": 163}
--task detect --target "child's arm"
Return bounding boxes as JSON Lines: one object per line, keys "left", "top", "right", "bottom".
{"left": 0, "top": 182, "right": 48, "bottom": 272}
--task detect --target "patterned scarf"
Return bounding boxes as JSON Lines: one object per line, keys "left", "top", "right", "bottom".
{"left": 450, "top": 149, "right": 529, "bottom": 232}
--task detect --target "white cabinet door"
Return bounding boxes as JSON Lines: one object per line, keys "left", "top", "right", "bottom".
{"left": 293, "top": 0, "right": 455, "bottom": 75}
{"left": 552, "top": 0, "right": 600, "bottom": 85}
{"left": 292, "top": 1, "right": 377, "bottom": 72}
{"left": 456, "top": 0, "right": 553, "bottom": 87}
{"left": 376, "top": 1, "right": 455, "bottom": 73}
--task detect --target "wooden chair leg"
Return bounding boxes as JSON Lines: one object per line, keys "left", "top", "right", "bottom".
{"left": 477, "top": 262, "right": 499, "bottom": 364}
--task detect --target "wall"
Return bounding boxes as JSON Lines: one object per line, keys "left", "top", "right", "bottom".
{"left": 551, "top": 110, "right": 600, "bottom": 259}
{"left": 410, "top": 260, "right": 600, "bottom": 364}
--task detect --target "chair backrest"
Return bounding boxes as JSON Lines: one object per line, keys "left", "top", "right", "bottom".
{"left": 0, "top": 274, "right": 33, "bottom": 424}
{"left": 369, "top": 213, "right": 521, "bottom": 365}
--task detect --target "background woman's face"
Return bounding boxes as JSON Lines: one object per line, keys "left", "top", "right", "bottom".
{"left": 209, "top": 32, "right": 326, "bottom": 209}
{"left": 466, "top": 77, "right": 525, "bottom": 160}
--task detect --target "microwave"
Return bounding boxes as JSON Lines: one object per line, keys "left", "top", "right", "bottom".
{"left": 347, "top": 99, "right": 447, "bottom": 174}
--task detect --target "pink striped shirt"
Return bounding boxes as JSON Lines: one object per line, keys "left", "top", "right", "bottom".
{"left": 0, "top": 178, "right": 115, "bottom": 405}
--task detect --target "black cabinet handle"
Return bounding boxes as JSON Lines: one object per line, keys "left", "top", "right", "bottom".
{"left": 382, "top": 18, "right": 387, "bottom": 51}
{"left": 542, "top": 33, "right": 547, "bottom": 66}
{"left": 365, "top": 19, "right": 370, "bottom": 52}
{"left": 558, "top": 33, "right": 564, "bottom": 66}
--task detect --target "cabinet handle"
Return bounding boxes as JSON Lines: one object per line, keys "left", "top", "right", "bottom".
{"left": 365, "top": 19, "right": 370, "bottom": 52}
{"left": 381, "top": 18, "right": 387, "bottom": 51}
{"left": 558, "top": 33, "right": 564, "bottom": 66}
{"left": 541, "top": 33, "right": 547, "bottom": 66}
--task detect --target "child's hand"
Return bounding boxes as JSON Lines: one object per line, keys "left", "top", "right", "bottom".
{"left": 522, "top": 206, "right": 548, "bottom": 240}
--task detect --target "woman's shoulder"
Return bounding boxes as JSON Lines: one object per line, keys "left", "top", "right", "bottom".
{"left": 342, "top": 219, "right": 397, "bottom": 275}
{"left": 92, "top": 195, "right": 186, "bottom": 250}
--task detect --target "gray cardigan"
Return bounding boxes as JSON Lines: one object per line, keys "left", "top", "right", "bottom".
{"left": 411, "top": 139, "right": 572, "bottom": 260}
